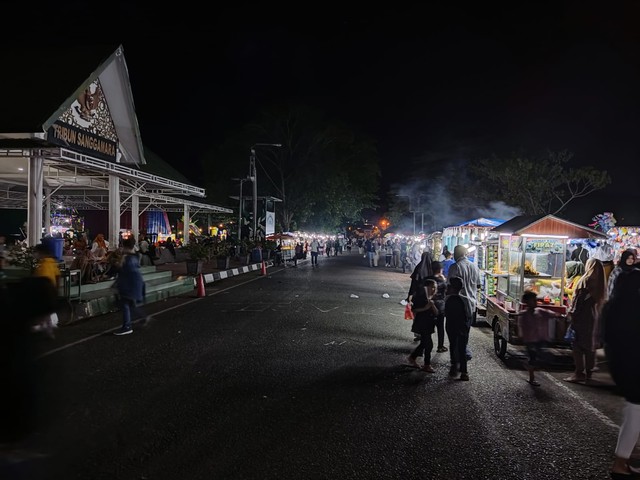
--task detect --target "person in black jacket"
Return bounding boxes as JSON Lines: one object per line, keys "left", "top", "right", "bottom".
{"left": 603, "top": 269, "right": 640, "bottom": 478}
{"left": 445, "top": 276, "right": 471, "bottom": 381}
{"left": 430, "top": 261, "right": 448, "bottom": 353}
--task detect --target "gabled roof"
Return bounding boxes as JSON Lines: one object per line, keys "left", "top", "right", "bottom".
{"left": 0, "top": 44, "right": 119, "bottom": 133}
{"left": 0, "top": 44, "right": 145, "bottom": 166}
{"left": 141, "top": 147, "right": 196, "bottom": 187}
{"left": 491, "top": 214, "right": 608, "bottom": 239}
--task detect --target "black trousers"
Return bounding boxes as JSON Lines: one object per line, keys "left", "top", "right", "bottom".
{"left": 446, "top": 326, "right": 470, "bottom": 373}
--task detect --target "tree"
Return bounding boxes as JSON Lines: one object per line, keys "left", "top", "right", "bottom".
{"left": 472, "top": 150, "right": 611, "bottom": 215}
{"left": 201, "top": 104, "right": 380, "bottom": 232}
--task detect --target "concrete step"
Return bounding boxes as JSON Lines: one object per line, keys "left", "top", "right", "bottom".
{"left": 64, "top": 276, "right": 194, "bottom": 324}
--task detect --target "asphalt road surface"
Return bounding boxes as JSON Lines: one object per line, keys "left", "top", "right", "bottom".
{"left": 4, "top": 251, "right": 626, "bottom": 479}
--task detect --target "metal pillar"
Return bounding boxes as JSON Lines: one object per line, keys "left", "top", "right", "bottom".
{"left": 27, "top": 155, "right": 44, "bottom": 246}
{"left": 183, "top": 204, "right": 190, "bottom": 245}
{"left": 132, "top": 194, "right": 139, "bottom": 242}
{"left": 44, "top": 188, "right": 51, "bottom": 236}
{"left": 108, "top": 176, "right": 120, "bottom": 250}
{"left": 250, "top": 148, "right": 257, "bottom": 240}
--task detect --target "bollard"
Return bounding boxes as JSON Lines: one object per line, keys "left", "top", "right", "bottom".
{"left": 196, "top": 273, "right": 206, "bottom": 297}
{"left": 260, "top": 261, "right": 267, "bottom": 276}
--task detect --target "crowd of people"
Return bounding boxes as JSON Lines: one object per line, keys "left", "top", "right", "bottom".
{"left": 393, "top": 238, "right": 640, "bottom": 477}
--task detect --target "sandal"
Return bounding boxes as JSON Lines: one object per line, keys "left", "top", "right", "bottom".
{"left": 564, "top": 375, "right": 586, "bottom": 383}
{"left": 436, "top": 346, "right": 448, "bottom": 353}
{"left": 528, "top": 380, "right": 541, "bottom": 387}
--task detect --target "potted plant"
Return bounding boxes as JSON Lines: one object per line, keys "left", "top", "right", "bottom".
{"left": 183, "top": 242, "right": 209, "bottom": 276}
{"left": 211, "top": 240, "right": 231, "bottom": 270}
{"left": 239, "top": 239, "right": 254, "bottom": 265}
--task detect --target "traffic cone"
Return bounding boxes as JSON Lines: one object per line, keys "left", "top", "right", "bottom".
{"left": 196, "top": 273, "right": 206, "bottom": 297}
{"left": 260, "top": 260, "right": 267, "bottom": 276}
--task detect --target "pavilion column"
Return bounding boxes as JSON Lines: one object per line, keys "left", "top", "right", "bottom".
{"left": 109, "top": 176, "right": 120, "bottom": 250}
{"left": 27, "top": 154, "right": 44, "bottom": 246}
{"left": 44, "top": 188, "right": 51, "bottom": 236}
{"left": 183, "top": 204, "right": 190, "bottom": 246}
{"left": 132, "top": 194, "right": 140, "bottom": 242}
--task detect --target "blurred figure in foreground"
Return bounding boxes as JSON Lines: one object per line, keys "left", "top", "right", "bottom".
{"left": 602, "top": 269, "right": 640, "bottom": 478}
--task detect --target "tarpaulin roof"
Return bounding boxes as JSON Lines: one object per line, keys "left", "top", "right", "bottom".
{"left": 451, "top": 218, "right": 506, "bottom": 228}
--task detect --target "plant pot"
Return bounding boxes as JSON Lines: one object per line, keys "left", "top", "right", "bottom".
{"left": 216, "top": 256, "right": 230, "bottom": 270}
{"left": 186, "top": 259, "right": 204, "bottom": 276}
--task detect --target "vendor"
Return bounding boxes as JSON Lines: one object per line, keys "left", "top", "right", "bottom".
{"left": 564, "top": 260, "right": 585, "bottom": 300}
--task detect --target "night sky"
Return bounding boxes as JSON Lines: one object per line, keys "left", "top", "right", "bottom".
{"left": 6, "top": 2, "right": 640, "bottom": 225}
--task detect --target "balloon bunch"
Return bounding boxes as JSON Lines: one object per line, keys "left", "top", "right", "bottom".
{"left": 589, "top": 212, "right": 617, "bottom": 231}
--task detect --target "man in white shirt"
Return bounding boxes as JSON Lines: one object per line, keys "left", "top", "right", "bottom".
{"left": 447, "top": 245, "right": 481, "bottom": 358}
{"left": 310, "top": 238, "right": 320, "bottom": 267}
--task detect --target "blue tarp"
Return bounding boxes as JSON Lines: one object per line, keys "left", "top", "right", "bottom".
{"left": 451, "top": 217, "right": 505, "bottom": 228}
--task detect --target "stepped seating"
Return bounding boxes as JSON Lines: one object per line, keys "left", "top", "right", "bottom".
{"left": 61, "top": 265, "right": 194, "bottom": 323}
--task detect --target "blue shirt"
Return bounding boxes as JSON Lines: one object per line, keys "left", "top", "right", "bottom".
{"left": 442, "top": 258, "right": 455, "bottom": 277}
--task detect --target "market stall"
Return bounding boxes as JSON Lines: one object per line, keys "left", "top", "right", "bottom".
{"left": 266, "top": 232, "right": 297, "bottom": 264}
{"left": 484, "top": 214, "right": 608, "bottom": 358}
{"left": 441, "top": 217, "right": 505, "bottom": 264}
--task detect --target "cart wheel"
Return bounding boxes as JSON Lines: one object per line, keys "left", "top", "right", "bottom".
{"left": 493, "top": 321, "right": 507, "bottom": 358}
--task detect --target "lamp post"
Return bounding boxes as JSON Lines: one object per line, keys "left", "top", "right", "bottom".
{"left": 250, "top": 143, "right": 282, "bottom": 241}
{"left": 396, "top": 194, "right": 416, "bottom": 236}
{"left": 418, "top": 194, "right": 428, "bottom": 234}
{"left": 231, "top": 177, "right": 249, "bottom": 241}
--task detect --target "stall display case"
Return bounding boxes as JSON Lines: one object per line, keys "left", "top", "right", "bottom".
{"left": 477, "top": 237, "right": 500, "bottom": 313}
{"left": 484, "top": 214, "right": 608, "bottom": 358}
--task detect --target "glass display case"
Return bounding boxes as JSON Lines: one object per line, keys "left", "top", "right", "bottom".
{"left": 497, "top": 235, "right": 566, "bottom": 305}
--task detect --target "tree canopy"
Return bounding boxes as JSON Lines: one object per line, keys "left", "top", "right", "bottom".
{"left": 472, "top": 149, "right": 611, "bottom": 215}
{"left": 201, "top": 104, "right": 380, "bottom": 233}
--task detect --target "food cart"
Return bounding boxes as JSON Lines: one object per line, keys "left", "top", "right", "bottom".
{"left": 441, "top": 217, "right": 505, "bottom": 264}
{"left": 485, "top": 214, "right": 608, "bottom": 358}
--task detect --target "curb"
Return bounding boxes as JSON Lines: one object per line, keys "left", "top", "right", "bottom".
{"left": 194, "top": 262, "right": 267, "bottom": 286}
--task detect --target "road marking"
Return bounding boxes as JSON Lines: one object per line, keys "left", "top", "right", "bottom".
{"left": 312, "top": 305, "right": 339, "bottom": 313}
{"left": 541, "top": 371, "right": 619, "bottom": 430}
{"left": 38, "top": 274, "right": 266, "bottom": 359}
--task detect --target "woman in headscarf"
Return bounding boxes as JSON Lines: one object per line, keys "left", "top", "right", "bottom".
{"left": 564, "top": 260, "right": 585, "bottom": 301}
{"left": 406, "top": 251, "right": 434, "bottom": 342}
{"left": 564, "top": 258, "right": 607, "bottom": 383}
{"left": 607, "top": 249, "right": 638, "bottom": 300}
{"left": 407, "top": 251, "right": 435, "bottom": 301}
{"left": 602, "top": 269, "right": 640, "bottom": 478}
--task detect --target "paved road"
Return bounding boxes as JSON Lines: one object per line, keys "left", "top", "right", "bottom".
{"left": 5, "top": 250, "right": 625, "bottom": 479}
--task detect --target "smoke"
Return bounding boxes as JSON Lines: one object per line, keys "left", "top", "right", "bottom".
{"left": 390, "top": 159, "right": 521, "bottom": 233}
{"left": 477, "top": 201, "right": 521, "bottom": 221}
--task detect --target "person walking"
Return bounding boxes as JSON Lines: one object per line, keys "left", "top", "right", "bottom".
{"left": 113, "top": 237, "right": 147, "bottom": 336}
{"left": 445, "top": 276, "right": 471, "bottom": 380}
{"left": 442, "top": 250, "right": 455, "bottom": 277}
{"left": 310, "top": 238, "right": 320, "bottom": 267}
{"left": 607, "top": 249, "right": 637, "bottom": 299}
{"left": 406, "top": 278, "right": 439, "bottom": 373}
{"left": 447, "top": 245, "right": 481, "bottom": 359}
{"left": 407, "top": 252, "right": 435, "bottom": 342}
{"left": 517, "top": 291, "right": 563, "bottom": 387}
{"left": 431, "top": 260, "right": 448, "bottom": 353}
{"left": 564, "top": 258, "right": 607, "bottom": 383}
{"left": 602, "top": 269, "right": 640, "bottom": 478}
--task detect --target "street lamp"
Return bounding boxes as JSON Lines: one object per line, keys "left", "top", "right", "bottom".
{"left": 418, "top": 194, "right": 429, "bottom": 233}
{"left": 250, "top": 143, "right": 282, "bottom": 240}
{"left": 231, "top": 176, "right": 250, "bottom": 241}
{"left": 396, "top": 194, "right": 416, "bottom": 236}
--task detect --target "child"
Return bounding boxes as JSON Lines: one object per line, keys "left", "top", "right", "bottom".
{"left": 517, "top": 290, "right": 562, "bottom": 387}
{"left": 444, "top": 276, "right": 471, "bottom": 380}
{"left": 407, "top": 279, "right": 439, "bottom": 372}
{"left": 430, "top": 261, "right": 448, "bottom": 353}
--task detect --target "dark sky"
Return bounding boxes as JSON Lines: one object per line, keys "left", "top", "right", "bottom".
{"left": 8, "top": 2, "right": 640, "bottom": 224}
